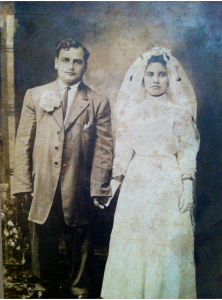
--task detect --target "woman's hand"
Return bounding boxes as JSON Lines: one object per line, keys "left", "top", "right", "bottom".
{"left": 179, "top": 180, "right": 193, "bottom": 213}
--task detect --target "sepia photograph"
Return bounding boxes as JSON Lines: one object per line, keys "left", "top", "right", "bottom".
{"left": 0, "top": 1, "right": 222, "bottom": 299}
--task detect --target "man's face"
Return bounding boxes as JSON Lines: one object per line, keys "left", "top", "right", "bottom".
{"left": 55, "top": 47, "right": 86, "bottom": 86}
{"left": 144, "top": 62, "right": 168, "bottom": 97}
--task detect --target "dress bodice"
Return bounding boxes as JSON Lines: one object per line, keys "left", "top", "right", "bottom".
{"left": 129, "top": 97, "right": 180, "bottom": 156}
{"left": 113, "top": 95, "right": 198, "bottom": 178}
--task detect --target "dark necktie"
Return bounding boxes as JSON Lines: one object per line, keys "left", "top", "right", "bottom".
{"left": 62, "top": 86, "right": 70, "bottom": 120}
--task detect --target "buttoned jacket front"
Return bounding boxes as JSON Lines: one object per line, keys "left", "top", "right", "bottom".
{"left": 13, "top": 80, "right": 113, "bottom": 226}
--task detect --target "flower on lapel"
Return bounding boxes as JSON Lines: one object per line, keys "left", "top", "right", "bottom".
{"left": 40, "top": 90, "right": 61, "bottom": 112}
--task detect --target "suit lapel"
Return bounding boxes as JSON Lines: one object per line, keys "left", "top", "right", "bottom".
{"left": 64, "top": 82, "right": 90, "bottom": 131}
{"left": 50, "top": 80, "right": 64, "bottom": 130}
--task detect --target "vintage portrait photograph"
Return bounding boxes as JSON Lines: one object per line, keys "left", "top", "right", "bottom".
{"left": 0, "top": 1, "right": 222, "bottom": 299}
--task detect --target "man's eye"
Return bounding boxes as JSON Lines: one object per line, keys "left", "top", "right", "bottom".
{"left": 62, "top": 58, "right": 69, "bottom": 62}
{"left": 159, "top": 72, "right": 167, "bottom": 77}
{"left": 146, "top": 72, "right": 153, "bottom": 77}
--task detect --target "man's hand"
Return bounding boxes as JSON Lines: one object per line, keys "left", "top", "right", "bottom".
{"left": 15, "top": 192, "right": 33, "bottom": 213}
{"left": 15, "top": 192, "right": 33, "bottom": 201}
{"left": 93, "top": 197, "right": 109, "bottom": 210}
{"left": 178, "top": 180, "right": 193, "bottom": 213}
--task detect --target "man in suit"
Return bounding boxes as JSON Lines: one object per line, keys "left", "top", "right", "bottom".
{"left": 13, "top": 39, "right": 113, "bottom": 298}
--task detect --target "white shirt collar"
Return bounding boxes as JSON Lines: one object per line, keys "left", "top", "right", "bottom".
{"left": 58, "top": 79, "right": 81, "bottom": 93}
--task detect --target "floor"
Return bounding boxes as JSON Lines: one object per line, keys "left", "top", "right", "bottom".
{"left": 3, "top": 254, "right": 107, "bottom": 299}
{"left": 3, "top": 265, "right": 34, "bottom": 299}
{"left": 2, "top": 204, "right": 222, "bottom": 299}
{"left": 2, "top": 204, "right": 115, "bottom": 299}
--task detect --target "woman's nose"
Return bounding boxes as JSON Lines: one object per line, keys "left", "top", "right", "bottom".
{"left": 153, "top": 75, "right": 159, "bottom": 83}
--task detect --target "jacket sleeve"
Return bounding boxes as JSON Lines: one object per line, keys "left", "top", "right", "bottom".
{"left": 13, "top": 89, "right": 36, "bottom": 195}
{"left": 90, "top": 98, "right": 113, "bottom": 197}
{"left": 175, "top": 109, "right": 200, "bottom": 179}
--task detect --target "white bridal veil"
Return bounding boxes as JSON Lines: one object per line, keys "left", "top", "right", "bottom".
{"left": 115, "top": 47, "right": 198, "bottom": 127}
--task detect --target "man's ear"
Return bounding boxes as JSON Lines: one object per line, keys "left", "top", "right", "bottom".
{"left": 54, "top": 57, "right": 58, "bottom": 70}
{"left": 84, "top": 62, "right": 88, "bottom": 72}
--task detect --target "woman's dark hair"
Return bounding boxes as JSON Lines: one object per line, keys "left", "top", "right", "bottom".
{"left": 142, "top": 55, "right": 168, "bottom": 87}
{"left": 56, "top": 39, "right": 90, "bottom": 62}
{"left": 146, "top": 55, "right": 167, "bottom": 69}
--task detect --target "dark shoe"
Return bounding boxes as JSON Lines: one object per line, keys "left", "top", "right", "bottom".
{"left": 29, "top": 291, "right": 50, "bottom": 299}
{"left": 29, "top": 289, "right": 61, "bottom": 299}
{"left": 78, "top": 294, "right": 88, "bottom": 299}
{"left": 68, "top": 294, "right": 88, "bottom": 299}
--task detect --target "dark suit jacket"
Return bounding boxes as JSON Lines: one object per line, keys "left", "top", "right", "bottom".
{"left": 13, "top": 80, "right": 113, "bottom": 226}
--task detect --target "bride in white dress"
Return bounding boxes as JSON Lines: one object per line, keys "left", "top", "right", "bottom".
{"left": 101, "top": 47, "right": 200, "bottom": 299}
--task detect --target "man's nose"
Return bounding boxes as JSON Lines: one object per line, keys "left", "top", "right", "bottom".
{"left": 68, "top": 62, "right": 74, "bottom": 70}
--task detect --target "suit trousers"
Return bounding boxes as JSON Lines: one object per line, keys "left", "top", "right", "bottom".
{"left": 29, "top": 184, "right": 93, "bottom": 295}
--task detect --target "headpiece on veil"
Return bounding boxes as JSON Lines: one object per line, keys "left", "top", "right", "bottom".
{"left": 115, "top": 47, "right": 197, "bottom": 126}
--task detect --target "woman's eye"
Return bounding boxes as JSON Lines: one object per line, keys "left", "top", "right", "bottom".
{"left": 147, "top": 72, "right": 153, "bottom": 77}
{"left": 159, "top": 72, "right": 167, "bottom": 77}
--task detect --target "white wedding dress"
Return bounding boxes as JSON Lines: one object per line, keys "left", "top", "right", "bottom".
{"left": 101, "top": 96, "right": 198, "bottom": 299}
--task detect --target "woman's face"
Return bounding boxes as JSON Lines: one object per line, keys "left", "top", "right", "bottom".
{"left": 144, "top": 62, "right": 168, "bottom": 97}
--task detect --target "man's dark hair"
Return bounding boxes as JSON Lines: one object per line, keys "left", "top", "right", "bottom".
{"left": 146, "top": 55, "right": 167, "bottom": 69}
{"left": 56, "top": 39, "right": 90, "bottom": 62}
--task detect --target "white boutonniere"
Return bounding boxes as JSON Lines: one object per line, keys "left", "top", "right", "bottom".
{"left": 40, "top": 90, "right": 61, "bottom": 112}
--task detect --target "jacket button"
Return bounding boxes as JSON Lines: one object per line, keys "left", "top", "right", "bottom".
{"left": 54, "top": 162, "right": 59, "bottom": 165}
{"left": 55, "top": 146, "right": 58, "bottom": 150}
{"left": 57, "top": 131, "right": 60, "bottom": 134}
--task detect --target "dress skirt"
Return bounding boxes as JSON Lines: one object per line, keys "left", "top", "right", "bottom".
{"left": 101, "top": 154, "right": 196, "bottom": 299}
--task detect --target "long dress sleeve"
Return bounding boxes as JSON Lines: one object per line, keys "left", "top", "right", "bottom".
{"left": 112, "top": 114, "right": 134, "bottom": 178}
{"left": 175, "top": 108, "right": 200, "bottom": 179}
